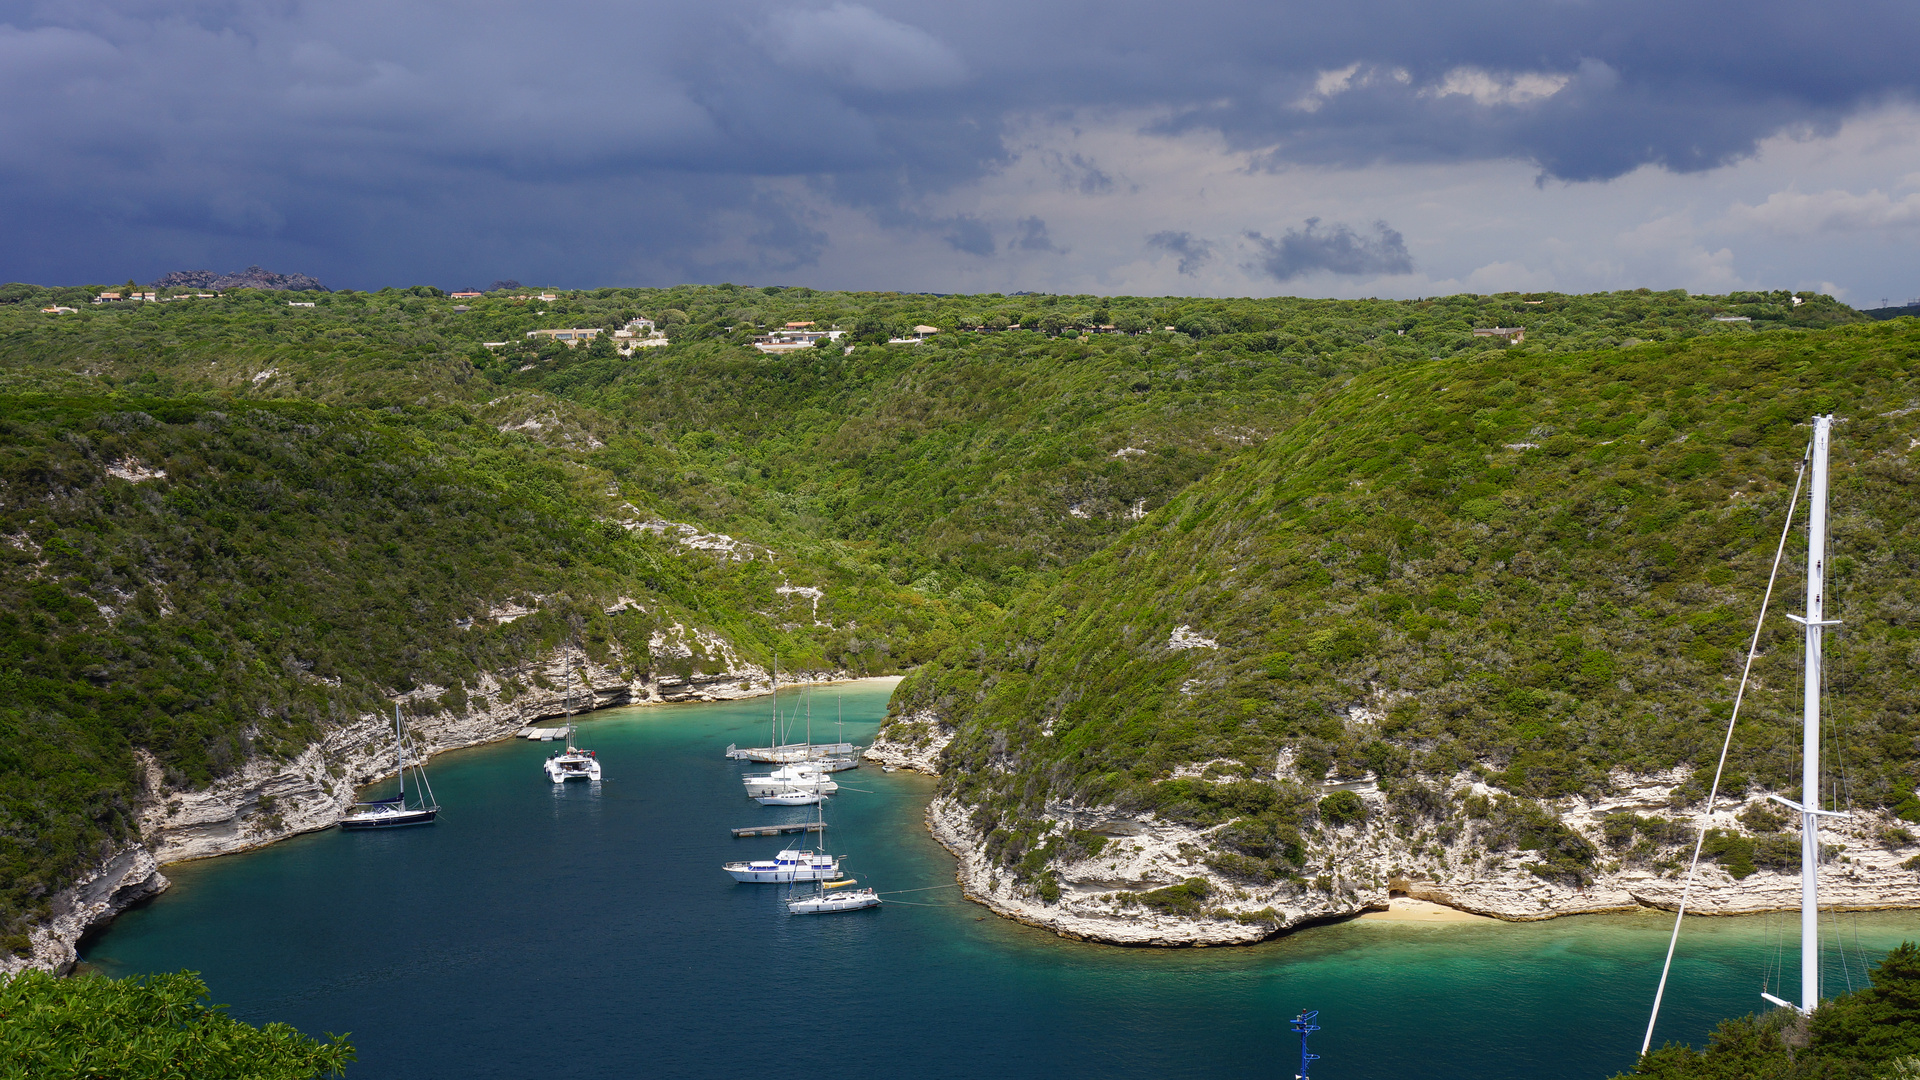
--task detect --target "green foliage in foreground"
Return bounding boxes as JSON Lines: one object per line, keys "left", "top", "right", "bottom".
{"left": 892, "top": 320, "right": 1920, "bottom": 890}
{"left": 0, "top": 968, "right": 351, "bottom": 1079}
{"left": 0, "top": 393, "right": 957, "bottom": 947}
{"left": 1620, "top": 942, "right": 1920, "bottom": 1079}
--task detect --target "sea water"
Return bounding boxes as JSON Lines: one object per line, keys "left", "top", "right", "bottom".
{"left": 84, "top": 680, "right": 1920, "bottom": 1079}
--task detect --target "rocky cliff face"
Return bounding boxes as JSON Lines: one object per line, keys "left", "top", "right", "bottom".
{"left": 4, "top": 645, "right": 852, "bottom": 974}
{"left": 860, "top": 709, "right": 953, "bottom": 773}
{"left": 906, "top": 747, "right": 1920, "bottom": 946}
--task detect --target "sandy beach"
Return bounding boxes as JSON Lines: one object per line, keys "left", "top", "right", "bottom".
{"left": 1357, "top": 897, "right": 1496, "bottom": 923}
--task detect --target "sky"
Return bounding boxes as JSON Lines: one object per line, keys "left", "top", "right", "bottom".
{"left": 2, "top": 0, "right": 1918, "bottom": 301}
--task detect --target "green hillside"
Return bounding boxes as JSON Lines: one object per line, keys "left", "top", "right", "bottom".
{"left": 0, "top": 281, "right": 1885, "bottom": 951}
{"left": 0, "top": 393, "right": 959, "bottom": 951}
{"left": 890, "top": 319, "right": 1920, "bottom": 891}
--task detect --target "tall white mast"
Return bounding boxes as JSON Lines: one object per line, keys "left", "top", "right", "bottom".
{"left": 1773, "top": 414, "right": 1845, "bottom": 1014}
{"left": 395, "top": 704, "right": 405, "bottom": 802}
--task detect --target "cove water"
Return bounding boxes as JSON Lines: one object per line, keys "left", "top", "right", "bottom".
{"left": 85, "top": 679, "right": 1920, "bottom": 1079}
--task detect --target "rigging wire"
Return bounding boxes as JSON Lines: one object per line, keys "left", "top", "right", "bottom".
{"left": 1641, "top": 443, "right": 1810, "bottom": 1058}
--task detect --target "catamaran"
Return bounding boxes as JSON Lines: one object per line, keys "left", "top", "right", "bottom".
{"left": 341, "top": 704, "right": 439, "bottom": 829}
{"left": 544, "top": 670, "right": 602, "bottom": 783}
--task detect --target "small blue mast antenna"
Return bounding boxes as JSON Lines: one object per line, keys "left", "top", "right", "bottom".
{"left": 1291, "top": 1009, "right": 1320, "bottom": 1080}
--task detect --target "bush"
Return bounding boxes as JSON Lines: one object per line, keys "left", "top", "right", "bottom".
{"left": 1319, "top": 790, "right": 1366, "bottom": 826}
{"left": 0, "top": 969, "right": 353, "bottom": 1078}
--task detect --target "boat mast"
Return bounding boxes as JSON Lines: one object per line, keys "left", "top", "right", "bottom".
{"left": 395, "top": 704, "right": 405, "bottom": 803}
{"left": 1765, "top": 415, "right": 1845, "bottom": 1014}
{"left": 1796, "top": 416, "right": 1837, "bottom": 1011}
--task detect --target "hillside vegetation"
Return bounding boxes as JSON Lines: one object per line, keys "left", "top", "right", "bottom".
{"left": 0, "top": 394, "right": 954, "bottom": 951}
{"left": 0, "top": 280, "right": 1886, "bottom": 950}
{"left": 890, "top": 319, "right": 1920, "bottom": 892}
{"left": 0, "top": 967, "right": 352, "bottom": 1078}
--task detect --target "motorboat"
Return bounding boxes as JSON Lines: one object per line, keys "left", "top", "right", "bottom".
{"left": 755, "top": 789, "right": 825, "bottom": 806}
{"left": 341, "top": 704, "right": 439, "bottom": 829}
{"left": 788, "top": 879, "right": 881, "bottom": 915}
{"left": 742, "top": 762, "right": 837, "bottom": 797}
{"left": 723, "top": 848, "right": 843, "bottom": 883}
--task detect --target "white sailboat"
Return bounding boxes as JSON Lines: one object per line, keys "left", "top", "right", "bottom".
{"left": 785, "top": 786, "right": 879, "bottom": 913}
{"left": 755, "top": 789, "right": 826, "bottom": 806}
{"left": 1643, "top": 414, "right": 1851, "bottom": 1051}
{"left": 787, "top": 879, "right": 881, "bottom": 914}
{"left": 544, "top": 669, "right": 602, "bottom": 783}
{"left": 722, "top": 657, "right": 855, "bottom": 762}
{"left": 341, "top": 704, "right": 439, "bottom": 829}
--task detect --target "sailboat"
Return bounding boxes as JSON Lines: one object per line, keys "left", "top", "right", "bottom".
{"left": 1642, "top": 414, "right": 1851, "bottom": 1050}
{"left": 340, "top": 704, "right": 439, "bottom": 829}
{"left": 544, "top": 668, "right": 602, "bottom": 783}
{"left": 723, "top": 659, "right": 856, "bottom": 763}
{"left": 786, "top": 786, "right": 879, "bottom": 913}
{"left": 755, "top": 789, "right": 827, "bottom": 806}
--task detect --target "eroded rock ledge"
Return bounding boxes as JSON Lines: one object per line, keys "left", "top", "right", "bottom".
{"left": 914, "top": 761, "right": 1920, "bottom": 947}
{"left": 861, "top": 709, "right": 953, "bottom": 773}
{"left": 5, "top": 651, "right": 859, "bottom": 975}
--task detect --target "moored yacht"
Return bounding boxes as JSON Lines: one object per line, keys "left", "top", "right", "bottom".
{"left": 742, "top": 762, "right": 837, "bottom": 797}
{"left": 755, "top": 789, "right": 825, "bottom": 806}
{"left": 545, "top": 724, "right": 602, "bottom": 783}
{"left": 341, "top": 704, "right": 439, "bottom": 829}
{"left": 723, "top": 848, "right": 843, "bottom": 883}
{"left": 787, "top": 879, "right": 881, "bottom": 915}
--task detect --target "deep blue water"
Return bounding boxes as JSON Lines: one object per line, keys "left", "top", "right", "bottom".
{"left": 85, "top": 679, "right": 1920, "bottom": 1079}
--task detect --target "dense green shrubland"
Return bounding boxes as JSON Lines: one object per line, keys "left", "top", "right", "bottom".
{"left": 893, "top": 320, "right": 1920, "bottom": 890}
{"left": 0, "top": 394, "right": 954, "bottom": 949}
{"left": 0, "top": 281, "right": 1891, "bottom": 948}
{"left": 0, "top": 968, "right": 352, "bottom": 1078}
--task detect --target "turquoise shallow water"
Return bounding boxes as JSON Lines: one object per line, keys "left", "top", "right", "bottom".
{"left": 85, "top": 680, "right": 1920, "bottom": 1079}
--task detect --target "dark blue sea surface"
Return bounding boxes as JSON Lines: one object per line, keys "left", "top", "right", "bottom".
{"left": 85, "top": 680, "right": 1920, "bottom": 1079}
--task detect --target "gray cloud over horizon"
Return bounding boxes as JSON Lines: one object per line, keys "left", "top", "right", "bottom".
{"left": 1, "top": 0, "right": 1915, "bottom": 292}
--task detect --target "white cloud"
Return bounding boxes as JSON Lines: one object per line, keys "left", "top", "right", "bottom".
{"left": 1724, "top": 186, "right": 1920, "bottom": 236}
{"left": 1292, "top": 63, "right": 1410, "bottom": 112}
{"left": 1421, "top": 67, "right": 1571, "bottom": 107}
{"left": 760, "top": 4, "right": 967, "bottom": 92}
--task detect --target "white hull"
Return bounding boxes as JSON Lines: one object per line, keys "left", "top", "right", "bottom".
{"left": 723, "top": 849, "right": 842, "bottom": 883}
{"left": 756, "top": 790, "right": 825, "bottom": 806}
{"left": 788, "top": 888, "right": 881, "bottom": 914}
{"left": 726, "top": 741, "right": 857, "bottom": 763}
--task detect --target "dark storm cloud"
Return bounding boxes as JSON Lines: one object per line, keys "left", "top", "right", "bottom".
{"left": 1243, "top": 220, "right": 1412, "bottom": 281}
{"left": 1146, "top": 232, "right": 1214, "bottom": 276}
{"left": 1014, "top": 218, "right": 1058, "bottom": 253}
{"left": 1, "top": 0, "right": 1915, "bottom": 286}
